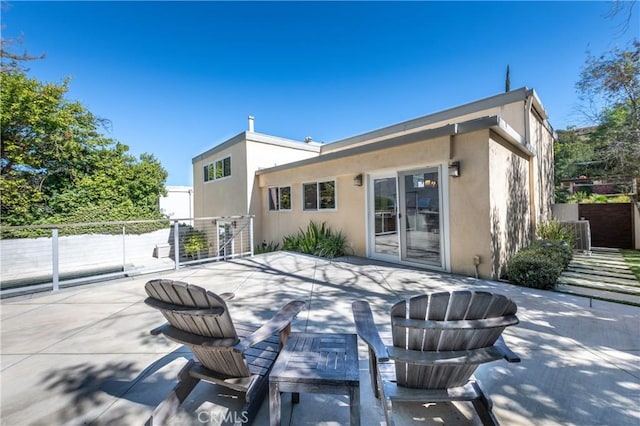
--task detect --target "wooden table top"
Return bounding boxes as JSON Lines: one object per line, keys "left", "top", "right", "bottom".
{"left": 270, "top": 332, "right": 359, "bottom": 386}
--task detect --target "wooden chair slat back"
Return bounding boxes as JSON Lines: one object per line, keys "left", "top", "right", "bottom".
{"left": 145, "top": 279, "right": 237, "bottom": 339}
{"left": 389, "top": 290, "right": 518, "bottom": 389}
{"left": 192, "top": 346, "right": 250, "bottom": 377}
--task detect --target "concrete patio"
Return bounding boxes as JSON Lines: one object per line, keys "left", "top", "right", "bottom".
{"left": 1, "top": 251, "right": 639, "bottom": 425}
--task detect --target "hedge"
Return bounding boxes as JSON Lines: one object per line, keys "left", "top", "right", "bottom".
{"left": 508, "top": 240, "right": 573, "bottom": 290}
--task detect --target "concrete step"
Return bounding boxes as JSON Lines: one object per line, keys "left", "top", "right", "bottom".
{"left": 578, "top": 251, "right": 625, "bottom": 260}
{"left": 554, "top": 283, "right": 640, "bottom": 307}
{"left": 569, "top": 259, "right": 631, "bottom": 271}
{"left": 557, "top": 275, "right": 640, "bottom": 296}
{"left": 566, "top": 265, "right": 637, "bottom": 281}
{"left": 560, "top": 271, "right": 640, "bottom": 288}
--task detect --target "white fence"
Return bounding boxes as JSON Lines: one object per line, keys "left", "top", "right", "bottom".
{"left": 0, "top": 216, "right": 254, "bottom": 298}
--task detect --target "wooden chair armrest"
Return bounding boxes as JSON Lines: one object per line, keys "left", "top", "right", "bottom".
{"left": 219, "top": 292, "right": 235, "bottom": 301}
{"left": 234, "top": 300, "right": 305, "bottom": 351}
{"left": 352, "top": 300, "right": 389, "bottom": 362}
{"left": 495, "top": 335, "right": 521, "bottom": 362}
{"left": 152, "top": 323, "right": 239, "bottom": 347}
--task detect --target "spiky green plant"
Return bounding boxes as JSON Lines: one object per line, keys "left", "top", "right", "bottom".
{"left": 255, "top": 240, "right": 280, "bottom": 254}
{"left": 536, "top": 219, "right": 576, "bottom": 248}
{"left": 281, "top": 221, "right": 347, "bottom": 259}
{"left": 316, "top": 232, "right": 347, "bottom": 258}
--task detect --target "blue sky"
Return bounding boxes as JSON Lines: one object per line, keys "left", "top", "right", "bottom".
{"left": 2, "top": 1, "right": 638, "bottom": 186}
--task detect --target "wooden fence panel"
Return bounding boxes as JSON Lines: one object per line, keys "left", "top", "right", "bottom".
{"left": 578, "top": 203, "right": 633, "bottom": 249}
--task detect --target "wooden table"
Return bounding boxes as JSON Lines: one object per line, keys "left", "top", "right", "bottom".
{"left": 269, "top": 332, "right": 360, "bottom": 425}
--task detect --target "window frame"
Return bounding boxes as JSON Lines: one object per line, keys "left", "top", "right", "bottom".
{"left": 268, "top": 185, "right": 292, "bottom": 212}
{"left": 302, "top": 179, "right": 337, "bottom": 211}
{"left": 203, "top": 155, "right": 232, "bottom": 183}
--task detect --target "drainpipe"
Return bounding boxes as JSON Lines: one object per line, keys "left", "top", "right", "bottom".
{"left": 525, "top": 93, "right": 536, "bottom": 241}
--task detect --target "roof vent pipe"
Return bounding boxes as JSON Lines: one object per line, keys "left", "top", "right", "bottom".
{"left": 248, "top": 116, "right": 254, "bottom": 132}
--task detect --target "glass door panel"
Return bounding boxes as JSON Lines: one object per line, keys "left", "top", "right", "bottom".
{"left": 372, "top": 176, "right": 399, "bottom": 257}
{"left": 400, "top": 168, "right": 442, "bottom": 266}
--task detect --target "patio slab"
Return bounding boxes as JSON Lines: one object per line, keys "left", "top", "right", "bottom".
{"left": 1, "top": 252, "right": 639, "bottom": 425}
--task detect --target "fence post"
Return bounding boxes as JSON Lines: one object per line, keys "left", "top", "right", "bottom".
{"left": 174, "top": 220, "right": 180, "bottom": 270}
{"left": 52, "top": 228, "right": 59, "bottom": 291}
{"left": 122, "top": 225, "right": 126, "bottom": 274}
{"left": 249, "top": 216, "right": 254, "bottom": 256}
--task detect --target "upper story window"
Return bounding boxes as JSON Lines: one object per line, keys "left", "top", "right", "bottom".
{"left": 303, "top": 180, "right": 336, "bottom": 211}
{"left": 268, "top": 186, "right": 292, "bottom": 211}
{"left": 204, "top": 156, "right": 231, "bottom": 182}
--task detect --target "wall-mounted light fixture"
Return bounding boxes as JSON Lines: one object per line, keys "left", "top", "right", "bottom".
{"left": 353, "top": 173, "right": 363, "bottom": 186}
{"left": 448, "top": 161, "right": 461, "bottom": 177}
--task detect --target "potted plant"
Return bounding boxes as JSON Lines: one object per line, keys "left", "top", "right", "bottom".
{"left": 183, "top": 229, "right": 208, "bottom": 259}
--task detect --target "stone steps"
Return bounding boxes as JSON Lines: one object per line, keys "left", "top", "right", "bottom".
{"left": 555, "top": 283, "right": 640, "bottom": 307}
{"left": 554, "top": 249, "right": 640, "bottom": 307}
{"left": 559, "top": 271, "right": 640, "bottom": 289}
{"left": 566, "top": 265, "right": 637, "bottom": 281}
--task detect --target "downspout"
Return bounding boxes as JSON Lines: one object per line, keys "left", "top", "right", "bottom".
{"left": 524, "top": 93, "right": 536, "bottom": 241}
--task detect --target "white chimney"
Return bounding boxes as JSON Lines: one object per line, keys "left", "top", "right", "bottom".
{"left": 248, "top": 115, "right": 254, "bottom": 132}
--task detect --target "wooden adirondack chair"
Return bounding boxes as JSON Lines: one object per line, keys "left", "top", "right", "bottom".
{"left": 352, "top": 290, "right": 520, "bottom": 426}
{"left": 144, "top": 279, "right": 305, "bottom": 425}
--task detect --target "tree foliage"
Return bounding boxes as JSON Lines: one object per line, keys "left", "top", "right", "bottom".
{"left": 0, "top": 69, "right": 168, "bottom": 227}
{"left": 554, "top": 128, "right": 600, "bottom": 184}
{"left": 577, "top": 40, "right": 640, "bottom": 178}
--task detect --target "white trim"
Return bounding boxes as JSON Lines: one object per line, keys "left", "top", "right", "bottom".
{"left": 301, "top": 179, "right": 337, "bottom": 212}
{"left": 203, "top": 154, "right": 232, "bottom": 183}
{"left": 267, "top": 185, "right": 293, "bottom": 212}
{"left": 365, "top": 164, "right": 451, "bottom": 273}
{"left": 440, "top": 163, "right": 451, "bottom": 273}
{"left": 366, "top": 172, "right": 400, "bottom": 263}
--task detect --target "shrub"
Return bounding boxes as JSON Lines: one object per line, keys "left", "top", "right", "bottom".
{"left": 508, "top": 249, "right": 563, "bottom": 290}
{"left": 508, "top": 237, "right": 573, "bottom": 290}
{"left": 567, "top": 191, "right": 590, "bottom": 203}
{"left": 536, "top": 219, "right": 576, "bottom": 248}
{"left": 554, "top": 186, "right": 571, "bottom": 203}
{"left": 282, "top": 221, "right": 347, "bottom": 259}
{"left": 532, "top": 240, "right": 573, "bottom": 269}
{"left": 182, "top": 229, "right": 208, "bottom": 258}
{"left": 608, "top": 195, "right": 632, "bottom": 203}
{"left": 255, "top": 240, "right": 280, "bottom": 254}
{"left": 316, "top": 232, "right": 348, "bottom": 259}
{"left": 581, "top": 193, "right": 609, "bottom": 204}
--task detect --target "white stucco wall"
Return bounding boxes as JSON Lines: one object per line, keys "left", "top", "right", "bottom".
{"left": 160, "top": 186, "right": 193, "bottom": 221}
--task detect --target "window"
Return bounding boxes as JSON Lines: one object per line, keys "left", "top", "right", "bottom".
{"left": 268, "top": 186, "right": 292, "bottom": 211}
{"left": 303, "top": 180, "right": 336, "bottom": 211}
{"left": 204, "top": 156, "right": 231, "bottom": 182}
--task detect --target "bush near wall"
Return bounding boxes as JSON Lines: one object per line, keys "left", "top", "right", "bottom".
{"left": 282, "top": 221, "right": 347, "bottom": 259}
{"left": 508, "top": 240, "right": 573, "bottom": 290}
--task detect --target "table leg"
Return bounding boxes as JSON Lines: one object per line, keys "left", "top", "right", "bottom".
{"left": 349, "top": 385, "right": 360, "bottom": 426}
{"left": 269, "top": 382, "right": 281, "bottom": 426}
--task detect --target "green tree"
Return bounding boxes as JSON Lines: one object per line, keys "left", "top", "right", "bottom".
{"left": 0, "top": 70, "right": 168, "bottom": 226}
{"left": 577, "top": 40, "right": 640, "bottom": 178}
{"left": 554, "top": 127, "right": 599, "bottom": 184}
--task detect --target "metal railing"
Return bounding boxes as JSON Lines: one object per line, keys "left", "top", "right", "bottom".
{"left": 0, "top": 216, "right": 254, "bottom": 298}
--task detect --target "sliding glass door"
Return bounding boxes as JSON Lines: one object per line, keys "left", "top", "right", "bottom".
{"left": 399, "top": 167, "right": 443, "bottom": 267}
{"left": 369, "top": 175, "right": 399, "bottom": 260}
{"left": 368, "top": 167, "right": 445, "bottom": 269}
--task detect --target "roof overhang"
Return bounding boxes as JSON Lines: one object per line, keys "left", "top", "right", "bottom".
{"left": 192, "top": 131, "right": 320, "bottom": 164}
{"left": 256, "top": 115, "right": 531, "bottom": 175}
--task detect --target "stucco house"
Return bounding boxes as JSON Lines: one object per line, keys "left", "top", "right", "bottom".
{"left": 192, "top": 87, "right": 554, "bottom": 279}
